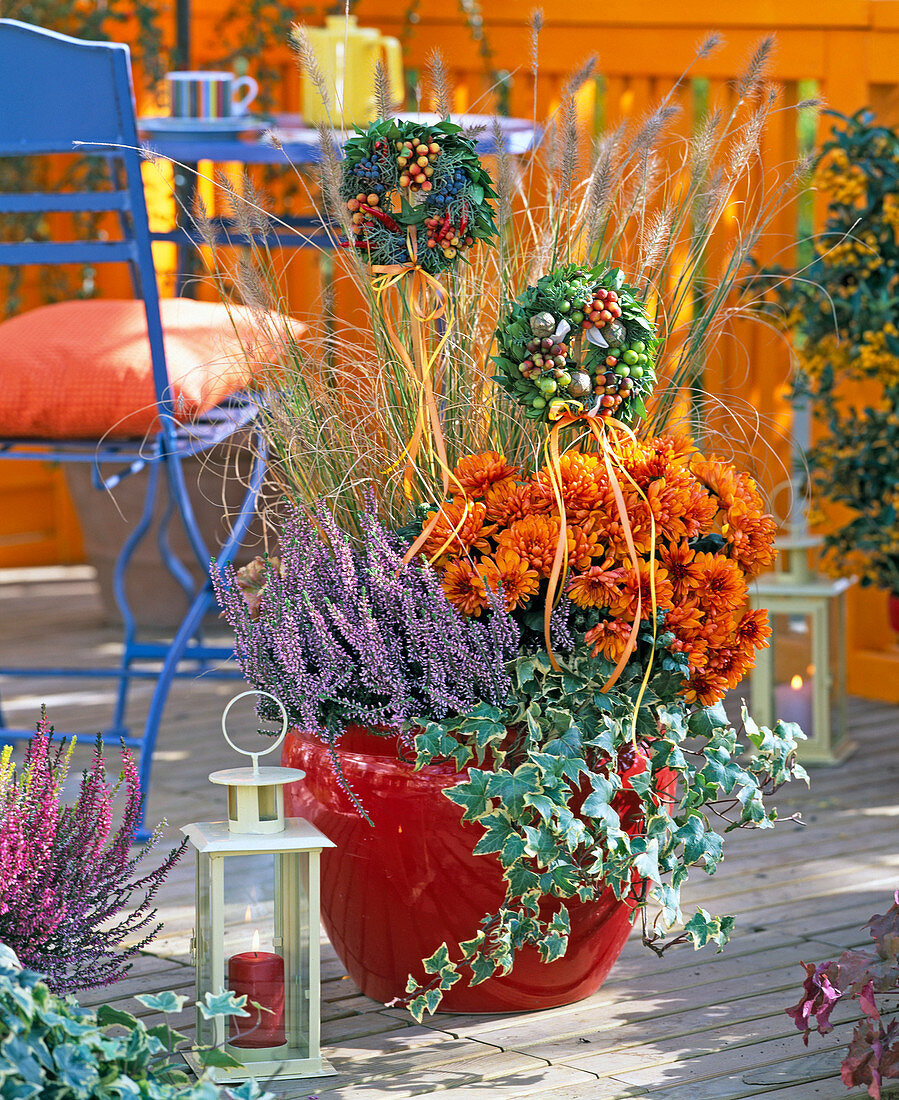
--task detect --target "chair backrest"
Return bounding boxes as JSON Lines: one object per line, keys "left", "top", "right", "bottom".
{"left": 0, "top": 19, "right": 172, "bottom": 423}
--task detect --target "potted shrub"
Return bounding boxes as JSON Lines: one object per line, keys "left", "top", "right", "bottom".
{"left": 209, "top": 37, "right": 812, "bottom": 1017}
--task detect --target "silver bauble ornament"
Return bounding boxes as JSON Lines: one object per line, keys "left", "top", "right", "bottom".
{"left": 605, "top": 319, "right": 627, "bottom": 346}
{"left": 566, "top": 371, "right": 593, "bottom": 399}
{"left": 529, "top": 311, "right": 557, "bottom": 338}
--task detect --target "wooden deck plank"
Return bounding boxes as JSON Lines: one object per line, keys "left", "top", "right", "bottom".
{"left": 1, "top": 566, "right": 897, "bottom": 1100}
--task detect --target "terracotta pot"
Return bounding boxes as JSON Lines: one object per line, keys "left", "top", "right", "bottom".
{"left": 283, "top": 726, "right": 661, "bottom": 1013}
{"left": 889, "top": 593, "right": 899, "bottom": 633}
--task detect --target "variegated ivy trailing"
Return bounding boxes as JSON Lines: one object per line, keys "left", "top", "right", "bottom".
{"left": 403, "top": 633, "right": 808, "bottom": 1020}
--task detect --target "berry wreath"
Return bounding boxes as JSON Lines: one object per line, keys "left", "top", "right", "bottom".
{"left": 493, "top": 265, "right": 659, "bottom": 425}
{"left": 339, "top": 118, "right": 498, "bottom": 273}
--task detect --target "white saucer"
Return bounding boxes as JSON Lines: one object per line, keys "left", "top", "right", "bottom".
{"left": 138, "top": 116, "right": 268, "bottom": 141}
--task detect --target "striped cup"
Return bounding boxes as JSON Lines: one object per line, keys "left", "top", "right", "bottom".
{"left": 166, "top": 71, "right": 259, "bottom": 120}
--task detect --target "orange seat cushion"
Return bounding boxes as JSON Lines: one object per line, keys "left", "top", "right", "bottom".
{"left": 0, "top": 297, "right": 304, "bottom": 439}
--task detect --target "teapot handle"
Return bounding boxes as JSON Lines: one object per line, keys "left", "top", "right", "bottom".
{"left": 380, "top": 35, "right": 405, "bottom": 110}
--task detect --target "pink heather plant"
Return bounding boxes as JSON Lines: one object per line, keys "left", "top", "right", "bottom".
{"left": 0, "top": 709, "right": 185, "bottom": 993}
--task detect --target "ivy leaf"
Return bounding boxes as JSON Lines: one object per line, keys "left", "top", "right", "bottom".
{"left": 197, "top": 990, "right": 248, "bottom": 1020}
{"left": 676, "top": 814, "right": 724, "bottom": 869}
{"left": 146, "top": 1023, "right": 189, "bottom": 1050}
{"left": 423, "top": 943, "right": 452, "bottom": 974}
{"left": 96, "top": 1005, "right": 139, "bottom": 1030}
{"left": 197, "top": 1048, "right": 246, "bottom": 1069}
{"left": 522, "top": 824, "right": 558, "bottom": 866}
{"left": 486, "top": 764, "right": 542, "bottom": 815}
{"left": 472, "top": 812, "right": 515, "bottom": 855}
{"left": 446, "top": 769, "right": 492, "bottom": 822}
{"left": 688, "top": 701, "right": 729, "bottom": 738}
{"left": 135, "top": 991, "right": 189, "bottom": 1015}
{"left": 684, "top": 907, "right": 735, "bottom": 949}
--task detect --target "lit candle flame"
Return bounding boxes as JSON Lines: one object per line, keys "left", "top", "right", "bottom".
{"left": 790, "top": 675, "right": 803, "bottom": 690}
{"left": 244, "top": 905, "right": 251, "bottom": 922}
{"left": 252, "top": 929, "right": 260, "bottom": 953}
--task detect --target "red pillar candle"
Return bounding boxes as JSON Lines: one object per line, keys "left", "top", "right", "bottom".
{"left": 227, "top": 950, "right": 286, "bottom": 1048}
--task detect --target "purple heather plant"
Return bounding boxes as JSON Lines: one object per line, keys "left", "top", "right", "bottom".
{"left": 0, "top": 710, "right": 185, "bottom": 994}
{"left": 212, "top": 501, "right": 520, "bottom": 739}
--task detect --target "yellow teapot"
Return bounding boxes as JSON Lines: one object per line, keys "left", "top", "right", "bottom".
{"left": 301, "top": 15, "right": 404, "bottom": 128}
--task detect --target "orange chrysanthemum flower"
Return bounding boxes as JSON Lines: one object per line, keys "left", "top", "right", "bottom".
{"left": 483, "top": 480, "right": 535, "bottom": 525}
{"left": 681, "top": 479, "right": 720, "bottom": 539}
{"left": 479, "top": 547, "right": 541, "bottom": 611}
{"left": 616, "top": 561, "right": 675, "bottom": 619}
{"left": 684, "top": 666, "right": 733, "bottom": 707}
{"left": 658, "top": 542, "right": 703, "bottom": 601}
{"left": 497, "top": 514, "right": 561, "bottom": 577}
{"left": 567, "top": 559, "right": 627, "bottom": 609}
{"left": 442, "top": 558, "right": 488, "bottom": 617}
{"left": 585, "top": 484, "right": 655, "bottom": 558}
{"left": 692, "top": 455, "right": 739, "bottom": 507}
{"left": 692, "top": 552, "right": 747, "bottom": 613}
{"left": 723, "top": 500, "right": 777, "bottom": 579}
{"left": 534, "top": 451, "right": 605, "bottom": 522}
{"left": 665, "top": 601, "right": 708, "bottom": 672}
{"left": 453, "top": 451, "right": 519, "bottom": 495}
{"left": 584, "top": 617, "right": 633, "bottom": 662}
{"left": 422, "top": 499, "right": 496, "bottom": 563}
{"left": 733, "top": 608, "right": 772, "bottom": 652}
{"left": 706, "top": 645, "right": 753, "bottom": 692}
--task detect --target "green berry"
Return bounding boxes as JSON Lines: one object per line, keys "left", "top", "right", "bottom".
{"left": 532, "top": 396, "right": 546, "bottom": 409}
{"left": 571, "top": 311, "right": 584, "bottom": 324}
{"left": 617, "top": 365, "right": 631, "bottom": 377}
{"left": 634, "top": 340, "right": 646, "bottom": 353}
{"left": 623, "top": 350, "right": 638, "bottom": 365}
{"left": 539, "top": 378, "right": 558, "bottom": 395}
{"left": 560, "top": 300, "right": 571, "bottom": 313}
{"left": 557, "top": 371, "right": 572, "bottom": 386}
{"left": 631, "top": 365, "right": 644, "bottom": 378}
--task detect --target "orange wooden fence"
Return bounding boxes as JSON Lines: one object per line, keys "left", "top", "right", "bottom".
{"left": 5, "top": 0, "right": 899, "bottom": 697}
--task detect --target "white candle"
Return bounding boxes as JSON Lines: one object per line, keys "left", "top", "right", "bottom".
{"left": 774, "top": 675, "right": 814, "bottom": 733}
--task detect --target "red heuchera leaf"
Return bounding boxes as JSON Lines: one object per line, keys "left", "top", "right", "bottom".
{"left": 785, "top": 961, "right": 842, "bottom": 1041}
{"left": 841, "top": 1017, "right": 882, "bottom": 1098}
{"left": 867, "top": 891, "right": 899, "bottom": 964}
{"left": 840, "top": 1017, "right": 899, "bottom": 1099}
{"left": 858, "top": 979, "right": 880, "bottom": 1021}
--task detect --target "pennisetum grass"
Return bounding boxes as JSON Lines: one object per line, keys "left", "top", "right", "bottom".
{"left": 192, "top": 23, "right": 815, "bottom": 538}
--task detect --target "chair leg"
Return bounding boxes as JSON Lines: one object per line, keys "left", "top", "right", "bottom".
{"left": 111, "top": 460, "right": 161, "bottom": 735}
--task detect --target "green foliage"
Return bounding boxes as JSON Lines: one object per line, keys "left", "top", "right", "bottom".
{"left": 771, "top": 109, "right": 899, "bottom": 592}
{"left": 0, "top": 945, "right": 270, "bottom": 1099}
{"left": 404, "top": 632, "right": 807, "bottom": 1020}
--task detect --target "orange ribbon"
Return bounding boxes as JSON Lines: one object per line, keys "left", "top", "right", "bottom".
{"left": 370, "top": 228, "right": 467, "bottom": 566}
{"left": 543, "top": 410, "right": 659, "bottom": 746}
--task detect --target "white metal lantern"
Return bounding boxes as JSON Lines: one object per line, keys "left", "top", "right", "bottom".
{"left": 749, "top": 533, "right": 856, "bottom": 765}
{"left": 182, "top": 691, "right": 336, "bottom": 1083}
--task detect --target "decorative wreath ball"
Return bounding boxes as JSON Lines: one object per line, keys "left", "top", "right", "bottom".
{"left": 493, "top": 265, "right": 659, "bottom": 424}
{"left": 339, "top": 118, "right": 497, "bottom": 274}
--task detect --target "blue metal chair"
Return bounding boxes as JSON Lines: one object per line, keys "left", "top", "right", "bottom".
{"left": 0, "top": 19, "right": 270, "bottom": 833}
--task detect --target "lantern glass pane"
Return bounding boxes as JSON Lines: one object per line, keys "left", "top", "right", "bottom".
{"left": 770, "top": 610, "right": 815, "bottom": 731}
{"left": 258, "top": 785, "right": 278, "bottom": 821}
{"left": 195, "top": 853, "right": 214, "bottom": 1048}
{"left": 276, "top": 852, "right": 311, "bottom": 1056}
{"left": 222, "top": 853, "right": 277, "bottom": 955}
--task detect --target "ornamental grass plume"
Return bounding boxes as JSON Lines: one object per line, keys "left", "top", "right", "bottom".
{"left": 212, "top": 500, "right": 520, "bottom": 739}
{"left": 0, "top": 710, "right": 185, "bottom": 994}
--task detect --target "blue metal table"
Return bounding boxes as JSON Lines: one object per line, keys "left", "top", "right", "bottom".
{"left": 138, "top": 112, "right": 537, "bottom": 254}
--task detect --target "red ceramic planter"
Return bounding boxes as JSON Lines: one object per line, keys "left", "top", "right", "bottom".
{"left": 283, "top": 726, "right": 658, "bottom": 1013}
{"left": 889, "top": 593, "right": 899, "bottom": 633}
